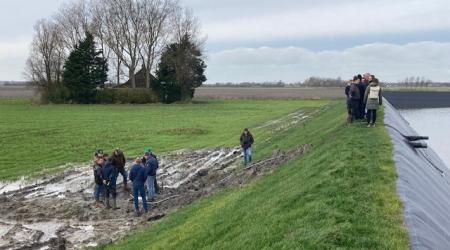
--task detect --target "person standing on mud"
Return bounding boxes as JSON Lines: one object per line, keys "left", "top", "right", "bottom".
{"left": 93, "top": 156, "right": 104, "bottom": 207}
{"left": 112, "top": 149, "right": 128, "bottom": 191}
{"left": 240, "top": 128, "right": 254, "bottom": 166}
{"left": 101, "top": 154, "right": 119, "bottom": 209}
{"left": 144, "top": 150, "right": 158, "bottom": 202}
{"left": 129, "top": 158, "right": 148, "bottom": 216}
{"left": 348, "top": 76, "right": 361, "bottom": 123}
{"left": 363, "top": 78, "right": 382, "bottom": 127}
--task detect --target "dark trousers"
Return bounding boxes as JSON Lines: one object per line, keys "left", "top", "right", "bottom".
{"left": 367, "top": 109, "right": 377, "bottom": 124}
{"left": 105, "top": 185, "right": 117, "bottom": 199}
{"left": 359, "top": 102, "right": 366, "bottom": 119}
{"left": 350, "top": 100, "right": 360, "bottom": 122}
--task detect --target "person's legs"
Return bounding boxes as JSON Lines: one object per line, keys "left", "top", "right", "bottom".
{"left": 148, "top": 175, "right": 156, "bottom": 200}
{"left": 94, "top": 184, "right": 100, "bottom": 201}
{"left": 372, "top": 110, "right": 377, "bottom": 125}
{"left": 140, "top": 185, "right": 148, "bottom": 212}
{"left": 243, "top": 148, "right": 248, "bottom": 165}
{"left": 351, "top": 101, "right": 359, "bottom": 122}
{"left": 366, "top": 110, "right": 372, "bottom": 124}
{"left": 119, "top": 168, "right": 127, "bottom": 188}
{"left": 105, "top": 187, "right": 111, "bottom": 208}
{"left": 146, "top": 177, "right": 155, "bottom": 200}
{"left": 133, "top": 185, "right": 139, "bottom": 212}
{"left": 246, "top": 147, "right": 252, "bottom": 163}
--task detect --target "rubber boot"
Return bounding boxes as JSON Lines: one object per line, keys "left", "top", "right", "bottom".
{"left": 105, "top": 198, "right": 111, "bottom": 209}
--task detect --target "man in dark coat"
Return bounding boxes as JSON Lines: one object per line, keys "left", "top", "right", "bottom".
{"left": 349, "top": 76, "right": 361, "bottom": 123}
{"left": 101, "top": 154, "right": 119, "bottom": 209}
{"left": 240, "top": 128, "right": 254, "bottom": 166}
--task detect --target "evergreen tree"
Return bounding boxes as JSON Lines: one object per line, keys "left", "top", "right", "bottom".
{"left": 62, "top": 32, "right": 108, "bottom": 103}
{"left": 155, "top": 34, "right": 206, "bottom": 103}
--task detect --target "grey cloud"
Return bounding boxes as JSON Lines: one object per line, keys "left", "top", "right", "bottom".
{"left": 206, "top": 42, "right": 450, "bottom": 83}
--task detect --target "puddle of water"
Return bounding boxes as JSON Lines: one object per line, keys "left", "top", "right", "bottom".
{"left": 0, "top": 147, "right": 242, "bottom": 249}
{"left": 399, "top": 108, "right": 450, "bottom": 168}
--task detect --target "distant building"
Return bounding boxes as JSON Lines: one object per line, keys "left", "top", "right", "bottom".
{"left": 118, "top": 68, "right": 157, "bottom": 88}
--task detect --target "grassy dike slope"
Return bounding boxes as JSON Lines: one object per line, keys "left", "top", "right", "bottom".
{"left": 104, "top": 104, "right": 409, "bottom": 249}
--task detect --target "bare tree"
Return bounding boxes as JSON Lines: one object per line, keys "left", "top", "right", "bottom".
{"left": 54, "top": 0, "right": 91, "bottom": 52}
{"left": 25, "top": 19, "right": 64, "bottom": 91}
{"left": 170, "top": 6, "right": 204, "bottom": 46}
{"left": 139, "top": 0, "right": 175, "bottom": 88}
{"left": 102, "top": 0, "right": 145, "bottom": 88}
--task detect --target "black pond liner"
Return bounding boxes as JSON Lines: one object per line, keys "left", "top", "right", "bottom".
{"left": 384, "top": 99, "right": 450, "bottom": 249}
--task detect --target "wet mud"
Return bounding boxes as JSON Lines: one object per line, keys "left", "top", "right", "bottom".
{"left": 0, "top": 145, "right": 309, "bottom": 250}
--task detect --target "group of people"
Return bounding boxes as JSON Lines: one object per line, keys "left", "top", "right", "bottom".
{"left": 91, "top": 128, "right": 254, "bottom": 216}
{"left": 345, "top": 72, "right": 382, "bottom": 127}
{"left": 92, "top": 147, "right": 159, "bottom": 217}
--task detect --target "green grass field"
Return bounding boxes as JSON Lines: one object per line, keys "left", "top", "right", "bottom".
{"left": 103, "top": 104, "right": 409, "bottom": 250}
{"left": 0, "top": 98, "right": 328, "bottom": 179}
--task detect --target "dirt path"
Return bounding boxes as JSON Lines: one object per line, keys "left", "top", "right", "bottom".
{"left": 0, "top": 144, "right": 309, "bottom": 250}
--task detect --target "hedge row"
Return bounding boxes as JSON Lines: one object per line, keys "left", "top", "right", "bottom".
{"left": 96, "top": 88, "right": 159, "bottom": 104}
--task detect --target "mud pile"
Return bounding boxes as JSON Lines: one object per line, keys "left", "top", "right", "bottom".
{"left": 0, "top": 144, "right": 309, "bottom": 250}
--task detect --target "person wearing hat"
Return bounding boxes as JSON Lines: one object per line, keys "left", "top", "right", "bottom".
{"left": 129, "top": 158, "right": 148, "bottom": 216}
{"left": 144, "top": 148, "right": 158, "bottom": 201}
{"left": 240, "top": 128, "right": 254, "bottom": 166}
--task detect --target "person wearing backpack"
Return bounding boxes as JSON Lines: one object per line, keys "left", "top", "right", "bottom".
{"left": 363, "top": 78, "right": 382, "bottom": 127}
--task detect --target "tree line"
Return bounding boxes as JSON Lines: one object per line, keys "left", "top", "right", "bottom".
{"left": 25, "top": 0, "right": 206, "bottom": 103}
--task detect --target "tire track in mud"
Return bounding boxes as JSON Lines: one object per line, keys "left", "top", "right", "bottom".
{"left": 0, "top": 107, "right": 321, "bottom": 249}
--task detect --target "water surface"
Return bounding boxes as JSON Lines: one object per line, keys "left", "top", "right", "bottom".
{"left": 399, "top": 108, "right": 450, "bottom": 168}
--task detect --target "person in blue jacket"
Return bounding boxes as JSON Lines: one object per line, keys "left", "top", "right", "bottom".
{"left": 101, "top": 154, "right": 119, "bottom": 209}
{"left": 144, "top": 151, "right": 158, "bottom": 202}
{"left": 129, "top": 158, "right": 148, "bottom": 216}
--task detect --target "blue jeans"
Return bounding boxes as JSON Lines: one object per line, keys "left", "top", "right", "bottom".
{"left": 94, "top": 184, "right": 104, "bottom": 201}
{"left": 146, "top": 175, "right": 156, "bottom": 200}
{"left": 133, "top": 184, "right": 148, "bottom": 212}
{"left": 118, "top": 168, "right": 127, "bottom": 185}
{"left": 244, "top": 147, "right": 252, "bottom": 165}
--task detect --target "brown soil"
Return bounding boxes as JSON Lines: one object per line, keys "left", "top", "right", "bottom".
{"left": 0, "top": 145, "right": 309, "bottom": 250}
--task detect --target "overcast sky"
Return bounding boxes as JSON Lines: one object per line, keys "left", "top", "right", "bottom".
{"left": 1, "top": 0, "right": 450, "bottom": 83}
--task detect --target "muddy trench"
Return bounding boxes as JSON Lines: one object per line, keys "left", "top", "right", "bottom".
{"left": 0, "top": 144, "right": 310, "bottom": 250}
{"left": 0, "top": 108, "right": 318, "bottom": 250}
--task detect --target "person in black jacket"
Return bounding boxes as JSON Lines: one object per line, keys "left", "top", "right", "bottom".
{"left": 349, "top": 76, "right": 361, "bottom": 123}
{"left": 240, "top": 128, "right": 254, "bottom": 166}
